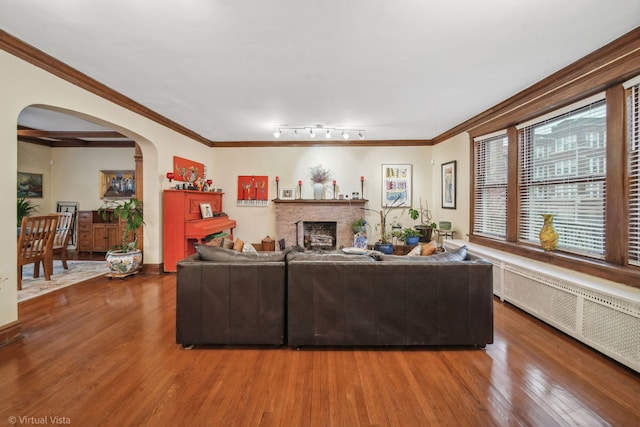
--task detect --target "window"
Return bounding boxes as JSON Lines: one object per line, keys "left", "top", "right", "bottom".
{"left": 473, "top": 133, "right": 508, "bottom": 239}
{"left": 628, "top": 81, "right": 640, "bottom": 266}
{"left": 518, "top": 100, "right": 607, "bottom": 258}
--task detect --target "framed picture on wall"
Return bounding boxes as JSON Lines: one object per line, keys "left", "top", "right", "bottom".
{"left": 381, "top": 164, "right": 412, "bottom": 207}
{"left": 441, "top": 160, "right": 457, "bottom": 209}
{"left": 99, "top": 170, "right": 135, "bottom": 199}
{"left": 17, "top": 172, "right": 43, "bottom": 198}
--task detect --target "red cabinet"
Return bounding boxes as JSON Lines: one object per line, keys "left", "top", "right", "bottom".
{"left": 163, "top": 190, "right": 236, "bottom": 272}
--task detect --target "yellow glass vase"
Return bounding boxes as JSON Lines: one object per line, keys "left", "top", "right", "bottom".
{"left": 539, "top": 214, "right": 559, "bottom": 251}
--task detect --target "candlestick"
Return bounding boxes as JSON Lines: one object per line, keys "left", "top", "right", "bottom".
{"left": 275, "top": 176, "right": 280, "bottom": 199}
{"left": 332, "top": 181, "right": 336, "bottom": 199}
{"left": 298, "top": 181, "right": 302, "bottom": 199}
{"left": 360, "top": 176, "right": 364, "bottom": 198}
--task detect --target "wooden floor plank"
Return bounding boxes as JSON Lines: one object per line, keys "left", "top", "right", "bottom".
{"left": 0, "top": 272, "right": 639, "bottom": 426}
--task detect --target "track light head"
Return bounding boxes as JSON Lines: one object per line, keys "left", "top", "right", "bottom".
{"left": 272, "top": 125, "right": 364, "bottom": 140}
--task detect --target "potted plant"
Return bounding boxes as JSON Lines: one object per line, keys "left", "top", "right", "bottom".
{"left": 362, "top": 194, "right": 403, "bottom": 254}
{"left": 401, "top": 227, "right": 421, "bottom": 246}
{"left": 309, "top": 164, "right": 332, "bottom": 199}
{"left": 351, "top": 218, "right": 368, "bottom": 249}
{"left": 99, "top": 197, "right": 144, "bottom": 276}
{"left": 17, "top": 197, "right": 38, "bottom": 227}
{"left": 352, "top": 218, "right": 367, "bottom": 233}
{"left": 409, "top": 198, "right": 434, "bottom": 242}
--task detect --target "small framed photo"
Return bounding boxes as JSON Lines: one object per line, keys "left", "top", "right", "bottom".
{"left": 441, "top": 160, "right": 457, "bottom": 209}
{"left": 279, "top": 187, "right": 295, "bottom": 200}
{"left": 200, "top": 203, "right": 213, "bottom": 218}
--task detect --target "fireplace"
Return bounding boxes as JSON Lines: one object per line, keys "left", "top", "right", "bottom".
{"left": 303, "top": 221, "right": 337, "bottom": 251}
{"left": 274, "top": 199, "right": 368, "bottom": 250}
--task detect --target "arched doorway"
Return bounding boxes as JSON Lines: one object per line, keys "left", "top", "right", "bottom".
{"left": 17, "top": 105, "right": 145, "bottom": 269}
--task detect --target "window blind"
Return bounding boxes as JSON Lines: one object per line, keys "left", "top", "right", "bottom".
{"left": 518, "top": 100, "right": 607, "bottom": 258}
{"left": 473, "top": 133, "right": 508, "bottom": 239}
{"left": 628, "top": 82, "right": 640, "bottom": 266}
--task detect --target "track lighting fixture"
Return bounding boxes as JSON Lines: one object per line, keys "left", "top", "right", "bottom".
{"left": 271, "top": 124, "right": 365, "bottom": 140}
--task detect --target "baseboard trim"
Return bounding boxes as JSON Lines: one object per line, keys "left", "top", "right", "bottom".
{"left": 0, "top": 321, "right": 23, "bottom": 348}
{"left": 142, "top": 263, "right": 162, "bottom": 274}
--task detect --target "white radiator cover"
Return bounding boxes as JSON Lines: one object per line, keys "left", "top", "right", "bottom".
{"left": 445, "top": 240, "right": 640, "bottom": 373}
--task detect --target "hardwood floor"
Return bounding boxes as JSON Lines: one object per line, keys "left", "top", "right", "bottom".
{"left": 1, "top": 272, "right": 639, "bottom": 426}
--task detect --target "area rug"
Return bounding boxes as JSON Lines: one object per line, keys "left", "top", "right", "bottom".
{"left": 18, "top": 261, "right": 110, "bottom": 302}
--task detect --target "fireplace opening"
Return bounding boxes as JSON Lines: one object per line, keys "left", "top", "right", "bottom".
{"left": 303, "top": 221, "right": 337, "bottom": 251}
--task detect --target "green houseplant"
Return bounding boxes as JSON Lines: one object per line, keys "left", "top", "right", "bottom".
{"left": 362, "top": 194, "right": 403, "bottom": 254}
{"left": 17, "top": 197, "right": 38, "bottom": 227}
{"left": 409, "top": 198, "right": 435, "bottom": 242}
{"left": 401, "top": 227, "right": 421, "bottom": 245}
{"left": 99, "top": 197, "right": 144, "bottom": 276}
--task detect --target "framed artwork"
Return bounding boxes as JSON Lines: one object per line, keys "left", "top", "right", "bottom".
{"left": 173, "top": 156, "right": 205, "bottom": 184}
{"left": 17, "top": 172, "right": 43, "bottom": 198}
{"left": 200, "top": 203, "right": 213, "bottom": 219}
{"left": 381, "top": 164, "right": 412, "bottom": 207}
{"left": 237, "top": 175, "right": 269, "bottom": 206}
{"left": 441, "top": 160, "right": 457, "bottom": 209}
{"left": 99, "top": 170, "right": 135, "bottom": 199}
{"left": 279, "top": 187, "right": 295, "bottom": 200}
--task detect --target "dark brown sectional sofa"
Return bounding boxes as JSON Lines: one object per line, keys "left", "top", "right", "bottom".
{"left": 175, "top": 245, "right": 493, "bottom": 348}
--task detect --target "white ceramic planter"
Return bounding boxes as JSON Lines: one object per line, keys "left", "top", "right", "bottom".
{"left": 106, "top": 249, "right": 142, "bottom": 275}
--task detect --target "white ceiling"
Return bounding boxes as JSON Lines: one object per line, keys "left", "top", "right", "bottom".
{"left": 2, "top": 0, "right": 639, "bottom": 142}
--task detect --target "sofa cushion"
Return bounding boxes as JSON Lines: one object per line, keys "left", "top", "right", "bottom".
{"left": 195, "top": 244, "right": 285, "bottom": 262}
{"left": 233, "top": 238, "right": 244, "bottom": 252}
{"left": 421, "top": 240, "right": 437, "bottom": 256}
{"left": 428, "top": 245, "right": 468, "bottom": 262}
{"left": 242, "top": 241, "right": 258, "bottom": 254}
{"left": 405, "top": 241, "right": 437, "bottom": 256}
{"left": 406, "top": 244, "right": 422, "bottom": 256}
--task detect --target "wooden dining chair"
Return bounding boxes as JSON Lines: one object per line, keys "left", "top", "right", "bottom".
{"left": 50, "top": 212, "right": 73, "bottom": 270}
{"left": 17, "top": 214, "right": 58, "bottom": 290}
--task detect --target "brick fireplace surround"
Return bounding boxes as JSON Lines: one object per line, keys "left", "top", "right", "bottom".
{"left": 274, "top": 199, "right": 368, "bottom": 249}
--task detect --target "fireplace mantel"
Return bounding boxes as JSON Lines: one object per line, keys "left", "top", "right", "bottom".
{"left": 274, "top": 199, "right": 369, "bottom": 248}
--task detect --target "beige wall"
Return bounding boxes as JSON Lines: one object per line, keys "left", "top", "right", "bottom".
{"left": 1, "top": 48, "right": 472, "bottom": 331}
{"left": 212, "top": 146, "right": 436, "bottom": 243}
